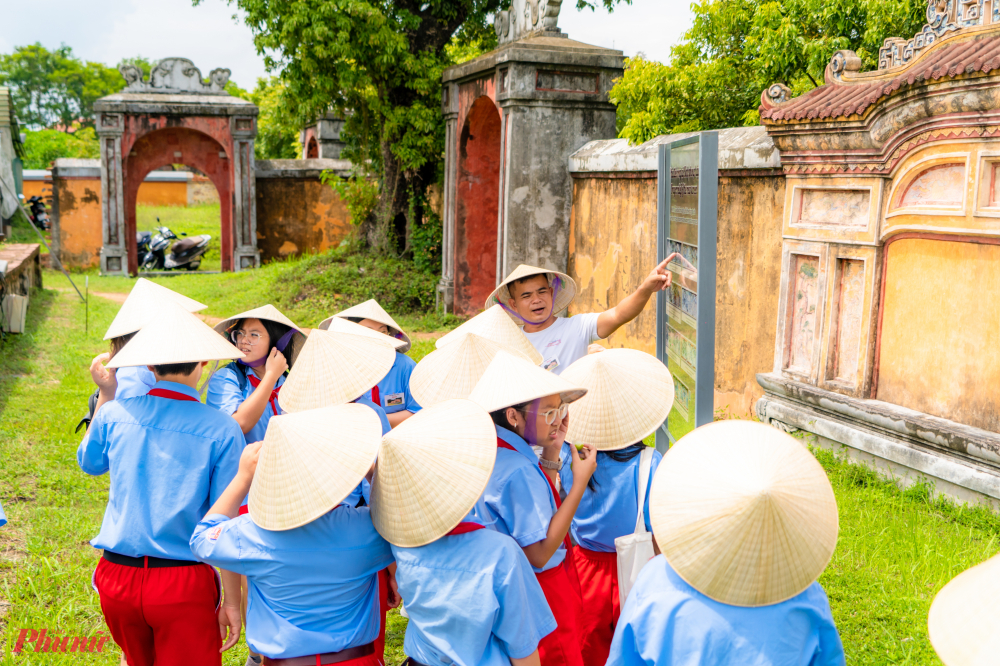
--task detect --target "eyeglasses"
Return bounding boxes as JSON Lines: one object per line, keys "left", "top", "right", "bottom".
{"left": 519, "top": 403, "right": 569, "bottom": 425}
{"left": 230, "top": 330, "right": 263, "bottom": 346}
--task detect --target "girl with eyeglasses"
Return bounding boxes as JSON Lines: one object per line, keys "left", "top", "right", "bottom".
{"left": 467, "top": 350, "right": 597, "bottom": 666}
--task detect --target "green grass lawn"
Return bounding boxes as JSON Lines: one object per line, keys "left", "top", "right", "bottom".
{"left": 1, "top": 273, "right": 999, "bottom": 664}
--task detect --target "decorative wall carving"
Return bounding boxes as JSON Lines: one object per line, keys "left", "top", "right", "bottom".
{"left": 899, "top": 164, "right": 965, "bottom": 207}
{"left": 796, "top": 189, "right": 870, "bottom": 228}
{"left": 119, "top": 58, "right": 231, "bottom": 94}
{"left": 876, "top": 0, "right": 985, "bottom": 70}
{"left": 495, "top": 0, "right": 562, "bottom": 44}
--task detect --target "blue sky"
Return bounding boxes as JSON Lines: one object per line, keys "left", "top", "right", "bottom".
{"left": 3, "top": 0, "right": 693, "bottom": 88}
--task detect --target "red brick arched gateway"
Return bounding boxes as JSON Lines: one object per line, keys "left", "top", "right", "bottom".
{"left": 94, "top": 58, "right": 259, "bottom": 275}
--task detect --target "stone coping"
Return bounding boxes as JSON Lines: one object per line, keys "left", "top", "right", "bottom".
{"left": 0, "top": 243, "right": 40, "bottom": 273}
{"left": 94, "top": 93, "right": 258, "bottom": 116}
{"left": 256, "top": 159, "right": 353, "bottom": 179}
{"left": 443, "top": 35, "right": 624, "bottom": 82}
{"left": 568, "top": 126, "right": 781, "bottom": 173}
{"left": 756, "top": 372, "right": 1000, "bottom": 467}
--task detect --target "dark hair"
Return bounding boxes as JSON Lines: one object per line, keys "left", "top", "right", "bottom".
{"left": 109, "top": 332, "right": 136, "bottom": 359}
{"left": 586, "top": 442, "right": 646, "bottom": 492}
{"left": 153, "top": 362, "right": 200, "bottom": 376}
{"left": 489, "top": 402, "right": 531, "bottom": 430}
{"left": 347, "top": 316, "right": 398, "bottom": 337}
{"left": 231, "top": 317, "right": 294, "bottom": 368}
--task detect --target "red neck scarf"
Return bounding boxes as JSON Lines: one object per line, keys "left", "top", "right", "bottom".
{"left": 247, "top": 373, "right": 281, "bottom": 415}
{"left": 147, "top": 388, "right": 199, "bottom": 402}
{"left": 447, "top": 522, "right": 485, "bottom": 536}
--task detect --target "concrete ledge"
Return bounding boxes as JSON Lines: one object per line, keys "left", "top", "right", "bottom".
{"left": 443, "top": 35, "right": 624, "bottom": 83}
{"left": 568, "top": 126, "right": 781, "bottom": 173}
{"left": 256, "top": 159, "right": 353, "bottom": 179}
{"left": 52, "top": 158, "right": 100, "bottom": 179}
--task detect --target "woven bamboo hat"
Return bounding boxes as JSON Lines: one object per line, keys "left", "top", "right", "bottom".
{"left": 486, "top": 264, "right": 577, "bottom": 319}
{"left": 278, "top": 327, "right": 396, "bottom": 413}
{"left": 928, "top": 553, "right": 1000, "bottom": 666}
{"left": 104, "top": 278, "right": 207, "bottom": 340}
{"left": 560, "top": 348, "right": 674, "bottom": 451}
{"left": 410, "top": 332, "right": 534, "bottom": 407}
{"left": 436, "top": 304, "right": 543, "bottom": 364}
{"left": 468, "top": 349, "right": 587, "bottom": 413}
{"left": 320, "top": 299, "right": 412, "bottom": 353}
{"left": 370, "top": 399, "right": 496, "bottom": 547}
{"left": 108, "top": 301, "right": 243, "bottom": 368}
{"left": 320, "top": 316, "right": 407, "bottom": 351}
{"left": 649, "top": 420, "right": 838, "bottom": 607}
{"left": 213, "top": 304, "right": 308, "bottom": 364}
{"left": 248, "top": 403, "right": 382, "bottom": 531}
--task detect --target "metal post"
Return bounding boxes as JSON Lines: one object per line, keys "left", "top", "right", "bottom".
{"left": 655, "top": 143, "right": 670, "bottom": 455}
{"left": 694, "top": 131, "right": 718, "bottom": 428}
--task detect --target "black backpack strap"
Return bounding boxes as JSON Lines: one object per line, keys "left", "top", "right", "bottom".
{"left": 75, "top": 387, "right": 102, "bottom": 433}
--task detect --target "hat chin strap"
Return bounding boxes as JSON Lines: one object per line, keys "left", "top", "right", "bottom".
{"left": 238, "top": 329, "right": 297, "bottom": 368}
{"left": 501, "top": 276, "right": 561, "bottom": 326}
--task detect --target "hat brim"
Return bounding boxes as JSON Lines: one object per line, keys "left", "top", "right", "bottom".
{"left": 318, "top": 316, "right": 410, "bottom": 353}
{"left": 486, "top": 267, "right": 577, "bottom": 321}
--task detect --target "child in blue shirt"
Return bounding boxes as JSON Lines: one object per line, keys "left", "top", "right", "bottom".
{"left": 80, "top": 303, "right": 245, "bottom": 666}
{"left": 369, "top": 398, "right": 557, "bottom": 666}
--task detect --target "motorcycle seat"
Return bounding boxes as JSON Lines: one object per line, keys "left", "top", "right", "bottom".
{"left": 172, "top": 237, "right": 201, "bottom": 253}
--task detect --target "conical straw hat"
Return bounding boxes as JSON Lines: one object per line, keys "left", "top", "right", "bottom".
{"left": 319, "top": 316, "right": 407, "bottom": 351}
{"left": 436, "top": 304, "right": 543, "bottom": 364}
{"left": 928, "top": 553, "right": 1000, "bottom": 666}
{"left": 104, "top": 278, "right": 207, "bottom": 340}
{"left": 410, "top": 333, "right": 534, "bottom": 408}
{"left": 320, "top": 299, "right": 412, "bottom": 353}
{"left": 278, "top": 328, "right": 396, "bottom": 413}
{"left": 649, "top": 420, "right": 838, "bottom": 607}
{"left": 468, "top": 349, "right": 587, "bottom": 414}
{"left": 370, "top": 399, "right": 496, "bottom": 547}
{"left": 108, "top": 301, "right": 243, "bottom": 368}
{"left": 485, "top": 264, "right": 577, "bottom": 319}
{"left": 213, "top": 304, "right": 308, "bottom": 364}
{"left": 248, "top": 403, "right": 382, "bottom": 531}
{"left": 561, "top": 348, "right": 674, "bottom": 451}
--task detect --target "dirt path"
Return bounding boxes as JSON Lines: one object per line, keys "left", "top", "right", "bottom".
{"left": 56, "top": 288, "right": 224, "bottom": 326}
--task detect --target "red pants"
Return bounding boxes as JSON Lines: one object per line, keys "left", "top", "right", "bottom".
{"left": 573, "top": 547, "right": 620, "bottom": 666}
{"left": 535, "top": 560, "right": 584, "bottom": 666}
{"left": 94, "top": 557, "right": 221, "bottom": 666}
{"left": 373, "top": 569, "right": 390, "bottom": 666}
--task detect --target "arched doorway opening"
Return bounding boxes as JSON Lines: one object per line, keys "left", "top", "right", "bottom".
{"left": 454, "top": 96, "right": 501, "bottom": 315}
{"left": 124, "top": 127, "right": 233, "bottom": 273}
{"left": 306, "top": 136, "right": 319, "bottom": 159}
{"left": 135, "top": 167, "right": 221, "bottom": 271}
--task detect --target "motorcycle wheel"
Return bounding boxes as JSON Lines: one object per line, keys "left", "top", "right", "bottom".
{"left": 186, "top": 262, "right": 200, "bottom": 271}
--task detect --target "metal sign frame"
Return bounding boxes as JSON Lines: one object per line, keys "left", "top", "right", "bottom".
{"left": 655, "top": 131, "right": 718, "bottom": 454}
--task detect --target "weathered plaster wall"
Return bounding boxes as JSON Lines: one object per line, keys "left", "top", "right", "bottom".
{"left": 135, "top": 180, "right": 188, "bottom": 206}
{"left": 568, "top": 172, "right": 785, "bottom": 418}
{"left": 52, "top": 175, "right": 103, "bottom": 269}
{"left": 255, "top": 159, "right": 353, "bottom": 263}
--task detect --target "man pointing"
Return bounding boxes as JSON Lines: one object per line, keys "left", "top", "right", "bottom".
{"left": 487, "top": 260, "right": 673, "bottom": 374}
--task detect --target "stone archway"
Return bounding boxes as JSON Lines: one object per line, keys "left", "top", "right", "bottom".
{"left": 94, "top": 58, "right": 259, "bottom": 275}
{"left": 454, "top": 96, "right": 501, "bottom": 315}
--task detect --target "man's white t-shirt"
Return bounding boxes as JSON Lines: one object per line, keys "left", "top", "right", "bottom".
{"left": 523, "top": 314, "right": 601, "bottom": 375}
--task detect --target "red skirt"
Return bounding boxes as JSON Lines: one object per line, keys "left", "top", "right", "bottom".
{"left": 373, "top": 568, "right": 390, "bottom": 665}
{"left": 535, "top": 559, "right": 584, "bottom": 666}
{"left": 573, "top": 547, "right": 620, "bottom": 666}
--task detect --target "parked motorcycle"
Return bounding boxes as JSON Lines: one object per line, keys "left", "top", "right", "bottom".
{"left": 26, "top": 196, "right": 50, "bottom": 231}
{"left": 137, "top": 219, "right": 211, "bottom": 271}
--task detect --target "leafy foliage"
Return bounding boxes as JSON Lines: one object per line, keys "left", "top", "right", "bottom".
{"left": 228, "top": 77, "right": 301, "bottom": 160}
{"left": 0, "top": 44, "right": 123, "bottom": 131}
{"left": 610, "top": 0, "right": 927, "bottom": 144}
{"left": 21, "top": 127, "right": 100, "bottom": 169}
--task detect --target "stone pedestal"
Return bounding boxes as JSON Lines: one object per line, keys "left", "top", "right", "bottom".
{"left": 438, "top": 32, "right": 623, "bottom": 314}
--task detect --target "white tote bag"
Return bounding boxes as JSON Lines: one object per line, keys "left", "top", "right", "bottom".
{"left": 615, "top": 446, "right": 655, "bottom": 607}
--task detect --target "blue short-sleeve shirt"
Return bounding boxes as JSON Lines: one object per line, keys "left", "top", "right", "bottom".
{"left": 114, "top": 365, "right": 157, "bottom": 400}
{"left": 191, "top": 506, "right": 394, "bottom": 659}
{"left": 0, "top": 500, "right": 6, "bottom": 528}
{"left": 206, "top": 363, "right": 286, "bottom": 444}
{"left": 608, "top": 556, "right": 846, "bottom": 666}
{"left": 392, "top": 513, "right": 556, "bottom": 666}
{"left": 559, "top": 443, "right": 661, "bottom": 552}
{"left": 77, "top": 381, "right": 243, "bottom": 561}
{"left": 482, "top": 426, "right": 564, "bottom": 572}
{"left": 370, "top": 352, "right": 421, "bottom": 415}
{"left": 342, "top": 396, "right": 391, "bottom": 508}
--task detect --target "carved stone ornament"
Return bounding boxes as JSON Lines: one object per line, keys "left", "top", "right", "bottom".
{"left": 766, "top": 83, "right": 792, "bottom": 105}
{"left": 876, "top": 0, "right": 987, "bottom": 70}
{"left": 829, "top": 50, "right": 863, "bottom": 80}
{"left": 118, "top": 58, "right": 232, "bottom": 94}
{"left": 496, "top": 0, "right": 562, "bottom": 44}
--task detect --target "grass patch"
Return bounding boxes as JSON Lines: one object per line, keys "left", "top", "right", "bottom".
{"left": 136, "top": 203, "right": 223, "bottom": 272}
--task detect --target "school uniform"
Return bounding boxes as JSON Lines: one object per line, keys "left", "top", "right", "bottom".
{"left": 392, "top": 509, "right": 557, "bottom": 666}
{"left": 206, "top": 362, "right": 286, "bottom": 445}
{"left": 368, "top": 352, "right": 421, "bottom": 416}
{"left": 77, "top": 380, "right": 243, "bottom": 666}
{"left": 607, "top": 556, "right": 846, "bottom": 666}
{"left": 114, "top": 365, "right": 157, "bottom": 400}
{"left": 190, "top": 504, "right": 394, "bottom": 664}
{"left": 558, "top": 443, "right": 661, "bottom": 666}
{"left": 0, "top": 500, "right": 6, "bottom": 527}
{"left": 343, "top": 396, "right": 391, "bottom": 510}
{"left": 482, "top": 426, "right": 584, "bottom": 666}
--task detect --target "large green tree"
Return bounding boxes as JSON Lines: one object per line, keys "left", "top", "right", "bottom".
{"left": 210, "top": 0, "right": 627, "bottom": 255}
{"left": 228, "top": 77, "right": 301, "bottom": 160}
{"left": 611, "top": 0, "right": 928, "bottom": 145}
{"left": 0, "top": 44, "right": 123, "bottom": 131}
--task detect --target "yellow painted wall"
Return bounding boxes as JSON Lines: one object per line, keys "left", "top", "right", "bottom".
{"left": 568, "top": 174, "right": 785, "bottom": 418}
{"left": 22, "top": 179, "right": 50, "bottom": 201}
{"left": 256, "top": 177, "right": 353, "bottom": 262}
{"left": 876, "top": 237, "right": 1000, "bottom": 432}
{"left": 136, "top": 180, "right": 189, "bottom": 207}
{"left": 54, "top": 178, "right": 103, "bottom": 269}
